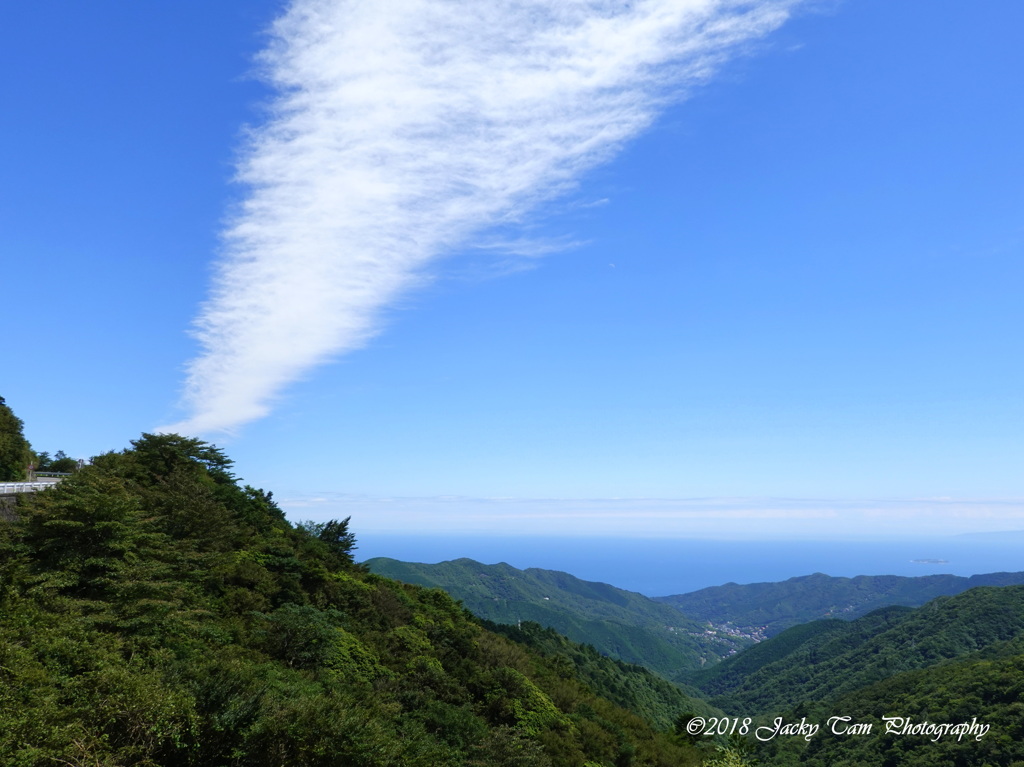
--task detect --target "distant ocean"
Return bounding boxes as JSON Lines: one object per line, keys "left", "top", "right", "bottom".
{"left": 357, "top": 534, "right": 1024, "bottom": 597}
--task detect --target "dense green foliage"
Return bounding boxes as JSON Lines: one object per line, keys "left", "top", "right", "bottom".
{"left": 756, "top": 638, "right": 1024, "bottom": 766}
{"left": 656, "top": 571, "right": 1024, "bottom": 637}
{"left": 0, "top": 395, "right": 32, "bottom": 481}
{"left": 366, "top": 557, "right": 753, "bottom": 679}
{"left": 482, "top": 620, "right": 721, "bottom": 732}
{"left": 688, "top": 586, "right": 1024, "bottom": 715}
{"left": 0, "top": 433, "right": 711, "bottom": 766}
{"left": 32, "top": 449, "right": 80, "bottom": 474}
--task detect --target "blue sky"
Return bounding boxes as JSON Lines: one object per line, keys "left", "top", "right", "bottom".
{"left": 4, "top": 1, "right": 1023, "bottom": 541}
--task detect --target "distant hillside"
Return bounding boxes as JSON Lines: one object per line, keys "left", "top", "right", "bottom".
{"left": 365, "top": 557, "right": 755, "bottom": 679}
{"left": 686, "top": 585, "right": 1024, "bottom": 715}
{"left": 656, "top": 570, "right": 1024, "bottom": 636}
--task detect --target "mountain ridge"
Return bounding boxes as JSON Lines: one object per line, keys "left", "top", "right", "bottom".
{"left": 365, "top": 556, "right": 756, "bottom": 679}
{"left": 655, "top": 569, "right": 1024, "bottom": 636}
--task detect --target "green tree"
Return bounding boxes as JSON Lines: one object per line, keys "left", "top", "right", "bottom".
{"left": 298, "top": 517, "right": 358, "bottom": 566}
{"left": 33, "top": 449, "right": 79, "bottom": 474}
{"left": 49, "top": 450, "right": 79, "bottom": 473}
{"left": 0, "top": 395, "right": 32, "bottom": 481}
{"left": 122, "top": 432, "right": 237, "bottom": 486}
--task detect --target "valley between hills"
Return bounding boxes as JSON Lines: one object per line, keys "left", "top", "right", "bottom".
{"left": 368, "top": 556, "right": 1024, "bottom": 766}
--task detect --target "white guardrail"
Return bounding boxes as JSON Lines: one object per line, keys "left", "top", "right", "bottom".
{"left": 0, "top": 480, "right": 61, "bottom": 494}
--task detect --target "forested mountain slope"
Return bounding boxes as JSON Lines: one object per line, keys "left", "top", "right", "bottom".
{"left": 0, "top": 433, "right": 708, "bottom": 767}
{"left": 686, "top": 586, "right": 1024, "bottom": 715}
{"left": 751, "top": 631, "right": 1024, "bottom": 766}
{"left": 656, "top": 570, "right": 1024, "bottom": 637}
{"left": 366, "top": 557, "right": 754, "bottom": 679}
{"left": 480, "top": 619, "right": 722, "bottom": 732}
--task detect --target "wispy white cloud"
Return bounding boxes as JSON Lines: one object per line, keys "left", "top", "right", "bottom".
{"left": 162, "top": 0, "right": 802, "bottom": 435}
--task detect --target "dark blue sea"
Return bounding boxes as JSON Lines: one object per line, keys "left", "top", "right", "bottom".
{"left": 357, "top": 534, "right": 1024, "bottom": 597}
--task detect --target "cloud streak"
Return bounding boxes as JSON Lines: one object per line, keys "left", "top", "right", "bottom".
{"left": 163, "top": 0, "right": 801, "bottom": 435}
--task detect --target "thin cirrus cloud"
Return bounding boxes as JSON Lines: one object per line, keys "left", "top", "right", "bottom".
{"left": 276, "top": 494, "right": 1024, "bottom": 538}
{"left": 161, "top": 0, "right": 802, "bottom": 436}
